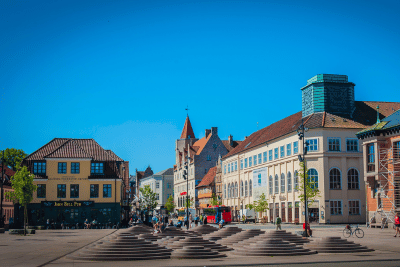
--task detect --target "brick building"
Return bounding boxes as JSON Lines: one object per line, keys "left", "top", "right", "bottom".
{"left": 0, "top": 165, "right": 15, "bottom": 227}
{"left": 356, "top": 109, "right": 400, "bottom": 226}
{"left": 197, "top": 167, "right": 217, "bottom": 209}
{"left": 174, "top": 116, "right": 240, "bottom": 210}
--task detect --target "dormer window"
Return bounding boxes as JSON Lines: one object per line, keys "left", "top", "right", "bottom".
{"left": 33, "top": 162, "right": 46, "bottom": 174}
{"left": 91, "top": 162, "right": 104, "bottom": 174}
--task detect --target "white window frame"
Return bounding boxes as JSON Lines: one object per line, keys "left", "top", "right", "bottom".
{"left": 346, "top": 138, "right": 359, "bottom": 152}
{"left": 287, "top": 172, "right": 292, "bottom": 192}
{"left": 280, "top": 146, "right": 285, "bottom": 158}
{"left": 274, "top": 148, "right": 278, "bottom": 160}
{"left": 306, "top": 138, "right": 318, "bottom": 152}
{"left": 328, "top": 137, "right": 341, "bottom": 152}
{"left": 235, "top": 161, "right": 238, "bottom": 171}
{"left": 263, "top": 152, "right": 267, "bottom": 163}
{"left": 258, "top": 153, "right": 262, "bottom": 164}
{"left": 280, "top": 173, "right": 285, "bottom": 193}
{"left": 287, "top": 143, "right": 291, "bottom": 156}
{"left": 253, "top": 155, "right": 257, "bottom": 166}
{"left": 269, "top": 150, "right": 272, "bottom": 161}
{"left": 249, "top": 157, "right": 253, "bottom": 167}
{"left": 244, "top": 158, "right": 248, "bottom": 168}
{"left": 240, "top": 159, "right": 243, "bottom": 170}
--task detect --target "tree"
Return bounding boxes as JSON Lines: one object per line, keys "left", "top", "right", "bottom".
{"left": 5, "top": 166, "right": 37, "bottom": 235}
{"left": 254, "top": 193, "right": 269, "bottom": 214}
{"left": 297, "top": 161, "right": 320, "bottom": 208}
{"left": 1, "top": 148, "right": 27, "bottom": 171}
{"left": 165, "top": 195, "right": 175, "bottom": 213}
{"left": 184, "top": 197, "right": 194, "bottom": 208}
{"left": 139, "top": 185, "right": 158, "bottom": 211}
{"left": 210, "top": 193, "right": 221, "bottom": 206}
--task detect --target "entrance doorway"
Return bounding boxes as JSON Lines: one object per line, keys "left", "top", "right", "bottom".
{"left": 308, "top": 208, "right": 319, "bottom": 223}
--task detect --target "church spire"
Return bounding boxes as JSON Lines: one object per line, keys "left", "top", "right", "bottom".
{"left": 180, "top": 115, "right": 195, "bottom": 139}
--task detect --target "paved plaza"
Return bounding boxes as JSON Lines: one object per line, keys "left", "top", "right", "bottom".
{"left": 1, "top": 224, "right": 400, "bottom": 267}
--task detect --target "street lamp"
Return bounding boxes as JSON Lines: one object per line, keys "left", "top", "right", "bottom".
{"left": 271, "top": 195, "right": 276, "bottom": 223}
{"left": 184, "top": 156, "right": 192, "bottom": 230}
{"left": 296, "top": 119, "right": 309, "bottom": 237}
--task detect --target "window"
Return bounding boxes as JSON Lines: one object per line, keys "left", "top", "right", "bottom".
{"left": 228, "top": 163, "right": 231, "bottom": 173}
{"left": 346, "top": 139, "right": 359, "bottom": 152}
{"left": 307, "top": 169, "right": 318, "bottom": 189}
{"left": 280, "top": 146, "right": 285, "bottom": 158}
{"left": 235, "top": 161, "right": 238, "bottom": 171}
{"left": 249, "top": 179, "right": 252, "bottom": 196}
{"left": 58, "top": 162, "right": 67, "bottom": 174}
{"left": 348, "top": 168, "right": 359, "bottom": 190}
{"left": 287, "top": 172, "right": 292, "bottom": 192}
{"left": 207, "top": 155, "right": 211, "bottom": 161}
{"left": 71, "top": 163, "right": 80, "bottom": 174}
{"left": 91, "top": 162, "right": 104, "bottom": 174}
{"left": 349, "top": 200, "right": 360, "bottom": 215}
{"left": 156, "top": 182, "right": 160, "bottom": 189}
{"left": 167, "top": 182, "right": 171, "bottom": 189}
{"left": 367, "top": 143, "right": 375, "bottom": 172}
{"left": 57, "top": 184, "right": 66, "bottom": 198}
{"left": 227, "top": 184, "right": 230, "bottom": 198}
{"left": 263, "top": 152, "right": 267, "bottom": 163}
{"left": 269, "top": 150, "right": 273, "bottom": 161}
{"left": 330, "top": 200, "right": 342, "bottom": 215}
{"left": 37, "top": 184, "right": 46, "bottom": 198}
{"left": 224, "top": 165, "right": 226, "bottom": 174}
{"left": 294, "top": 171, "right": 298, "bottom": 191}
{"left": 244, "top": 158, "right": 248, "bottom": 168}
{"left": 253, "top": 155, "right": 257, "bottom": 166}
{"left": 281, "top": 173, "right": 285, "bottom": 193}
{"left": 33, "top": 162, "right": 46, "bottom": 174}
{"left": 103, "top": 184, "right": 112, "bottom": 198}
{"left": 274, "top": 148, "right": 278, "bottom": 160}
{"left": 240, "top": 159, "right": 243, "bottom": 170}
{"left": 241, "top": 181, "right": 244, "bottom": 197}
{"left": 329, "top": 168, "right": 341, "bottom": 189}
{"left": 204, "top": 168, "right": 207, "bottom": 174}
{"left": 258, "top": 154, "right": 262, "bottom": 164}
{"left": 269, "top": 175, "right": 273, "bottom": 194}
{"left": 249, "top": 157, "right": 252, "bottom": 167}
{"left": 274, "top": 174, "right": 279, "bottom": 194}
{"left": 90, "top": 184, "right": 99, "bottom": 198}
{"left": 306, "top": 139, "right": 318, "bottom": 152}
{"left": 70, "top": 184, "right": 79, "bottom": 198}
{"left": 235, "top": 182, "right": 238, "bottom": 198}
{"left": 328, "top": 138, "right": 341, "bottom": 151}
{"left": 394, "top": 141, "right": 400, "bottom": 159}
{"left": 293, "top": 141, "right": 299, "bottom": 154}
{"left": 156, "top": 194, "right": 159, "bottom": 200}
{"left": 287, "top": 143, "right": 291, "bottom": 156}
{"left": 245, "top": 181, "right": 248, "bottom": 197}
{"left": 224, "top": 184, "right": 226, "bottom": 198}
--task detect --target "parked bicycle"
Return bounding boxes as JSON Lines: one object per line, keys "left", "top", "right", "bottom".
{"left": 343, "top": 224, "right": 364, "bottom": 238}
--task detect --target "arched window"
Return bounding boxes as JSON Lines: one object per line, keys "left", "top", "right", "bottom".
{"left": 348, "top": 168, "right": 359, "bottom": 190}
{"left": 329, "top": 168, "right": 341, "bottom": 189}
{"left": 224, "top": 184, "right": 226, "bottom": 198}
{"left": 287, "top": 172, "right": 292, "bottom": 192}
{"left": 249, "top": 179, "right": 252, "bottom": 196}
{"left": 294, "top": 171, "right": 298, "bottom": 191}
{"left": 227, "top": 183, "right": 231, "bottom": 198}
{"left": 274, "top": 174, "right": 279, "bottom": 194}
{"left": 231, "top": 183, "right": 234, "bottom": 198}
{"left": 307, "top": 169, "right": 319, "bottom": 189}
{"left": 281, "top": 173, "right": 285, "bottom": 193}
{"left": 241, "top": 181, "right": 244, "bottom": 197}
{"left": 269, "top": 175, "right": 273, "bottom": 194}
{"left": 245, "top": 181, "right": 248, "bottom": 197}
{"left": 235, "top": 182, "right": 238, "bottom": 198}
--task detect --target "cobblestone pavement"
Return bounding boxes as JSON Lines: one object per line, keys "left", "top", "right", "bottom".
{"left": 2, "top": 225, "right": 400, "bottom": 267}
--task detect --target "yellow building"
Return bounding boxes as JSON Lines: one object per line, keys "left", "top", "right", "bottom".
{"left": 21, "top": 138, "right": 128, "bottom": 228}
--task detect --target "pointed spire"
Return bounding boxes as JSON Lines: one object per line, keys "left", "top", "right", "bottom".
{"left": 180, "top": 115, "right": 195, "bottom": 139}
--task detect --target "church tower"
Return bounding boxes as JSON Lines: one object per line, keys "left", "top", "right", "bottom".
{"left": 176, "top": 116, "right": 198, "bottom": 168}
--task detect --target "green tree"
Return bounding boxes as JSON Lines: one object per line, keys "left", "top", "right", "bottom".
{"left": 1, "top": 148, "right": 27, "bottom": 171}
{"left": 254, "top": 193, "right": 269, "bottom": 214}
{"left": 139, "top": 185, "right": 158, "bottom": 211}
{"left": 5, "top": 166, "right": 37, "bottom": 235}
{"left": 296, "top": 161, "right": 320, "bottom": 207}
{"left": 210, "top": 193, "right": 221, "bottom": 206}
{"left": 165, "top": 195, "right": 175, "bottom": 213}
{"left": 184, "top": 197, "right": 194, "bottom": 208}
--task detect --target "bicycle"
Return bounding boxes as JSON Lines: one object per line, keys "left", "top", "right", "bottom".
{"left": 343, "top": 224, "right": 364, "bottom": 238}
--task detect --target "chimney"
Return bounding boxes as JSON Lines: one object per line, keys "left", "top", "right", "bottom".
{"left": 211, "top": 127, "right": 218, "bottom": 135}
{"left": 205, "top": 129, "right": 211, "bottom": 138}
{"left": 228, "top": 135, "right": 233, "bottom": 147}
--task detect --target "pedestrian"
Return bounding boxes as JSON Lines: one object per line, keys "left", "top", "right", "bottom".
{"left": 200, "top": 214, "right": 203, "bottom": 225}
{"left": 303, "top": 220, "right": 312, "bottom": 237}
{"left": 219, "top": 218, "right": 225, "bottom": 229}
{"left": 194, "top": 215, "right": 199, "bottom": 227}
{"left": 203, "top": 215, "right": 208, "bottom": 225}
{"left": 275, "top": 216, "right": 282, "bottom": 230}
{"left": 394, "top": 213, "right": 400, "bottom": 237}
{"left": 46, "top": 219, "right": 50, "bottom": 230}
{"left": 189, "top": 214, "right": 193, "bottom": 229}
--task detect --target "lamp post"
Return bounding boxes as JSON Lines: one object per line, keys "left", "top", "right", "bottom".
{"left": 184, "top": 156, "right": 191, "bottom": 230}
{"left": 271, "top": 195, "right": 276, "bottom": 223}
{"left": 296, "top": 119, "right": 309, "bottom": 237}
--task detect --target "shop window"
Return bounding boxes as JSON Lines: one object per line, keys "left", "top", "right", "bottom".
{"left": 71, "top": 162, "right": 80, "bottom": 174}
{"left": 57, "top": 184, "right": 66, "bottom": 198}
{"left": 58, "top": 162, "right": 67, "bottom": 174}
{"left": 70, "top": 209, "right": 79, "bottom": 219}
{"left": 37, "top": 184, "right": 46, "bottom": 198}
{"left": 103, "top": 184, "right": 112, "bottom": 198}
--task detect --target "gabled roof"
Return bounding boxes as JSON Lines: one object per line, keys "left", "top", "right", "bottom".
{"left": 222, "top": 140, "right": 242, "bottom": 152}
{"left": 197, "top": 167, "right": 217, "bottom": 188}
{"left": 0, "top": 165, "right": 15, "bottom": 178}
{"left": 357, "top": 109, "right": 400, "bottom": 137}
{"left": 224, "top": 101, "right": 400, "bottom": 159}
{"left": 192, "top": 134, "right": 212, "bottom": 155}
{"left": 155, "top": 168, "right": 174, "bottom": 176}
{"left": 25, "top": 138, "right": 124, "bottom": 162}
{"left": 180, "top": 116, "right": 195, "bottom": 139}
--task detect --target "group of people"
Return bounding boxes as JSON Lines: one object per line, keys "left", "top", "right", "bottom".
{"left": 274, "top": 216, "right": 312, "bottom": 237}
{"left": 83, "top": 218, "right": 98, "bottom": 229}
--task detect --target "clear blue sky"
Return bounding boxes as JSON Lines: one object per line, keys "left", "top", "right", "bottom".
{"left": 1, "top": 0, "right": 399, "bottom": 174}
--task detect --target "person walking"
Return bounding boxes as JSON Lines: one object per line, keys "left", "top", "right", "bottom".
{"left": 394, "top": 213, "right": 400, "bottom": 237}
{"left": 275, "top": 216, "right": 282, "bottom": 230}
{"left": 189, "top": 214, "right": 193, "bottom": 229}
{"left": 200, "top": 214, "right": 203, "bottom": 225}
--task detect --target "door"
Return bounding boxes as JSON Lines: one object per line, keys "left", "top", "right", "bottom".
{"left": 288, "top": 202, "right": 292, "bottom": 223}
{"left": 308, "top": 208, "right": 319, "bottom": 223}
{"left": 281, "top": 202, "right": 286, "bottom": 222}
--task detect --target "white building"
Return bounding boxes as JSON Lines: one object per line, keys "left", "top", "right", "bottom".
{"left": 139, "top": 168, "right": 174, "bottom": 208}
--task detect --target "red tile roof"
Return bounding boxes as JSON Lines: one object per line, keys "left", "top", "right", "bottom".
{"left": 197, "top": 167, "right": 217, "bottom": 188}
{"left": 222, "top": 140, "right": 242, "bottom": 152}
{"left": 180, "top": 116, "right": 196, "bottom": 139}
{"left": 25, "top": 138, "right": 124, "bottom": 162}
{"left": 223, "top": 101, "right": 400, "bottom": 159}
{"left": 0, "top": 165, "right": 15, "bottom": 178}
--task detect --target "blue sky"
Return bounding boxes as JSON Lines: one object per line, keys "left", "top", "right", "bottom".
{"left": 1, "top": 0, "right": 399, "bottom": 174}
